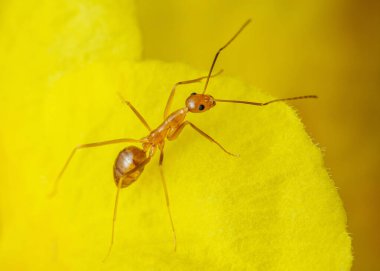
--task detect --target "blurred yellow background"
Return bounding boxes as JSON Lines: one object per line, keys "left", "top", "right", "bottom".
{"left": 135, "top": 0, "right": 380, "bottom": 270}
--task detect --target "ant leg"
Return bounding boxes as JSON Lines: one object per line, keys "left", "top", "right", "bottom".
{"left": 159, "top": 150, "right": 177, "bottom": 251}
{"left": 167, "top": 121, "right": 238, "bottom": 157}
{"left": 118, "top": 93, "right": 151, "bottom": 131}
{"left": 164, "top": 70, "right": 223, "bottom": 119}
{"left": 104, "top": 156, "right": 151, "bottom": 261}
{"left": 103, "top": 173, "right": 123, "bottom": 262}
{"left": 50, "top": 138, "right": 147, "bottom": 197}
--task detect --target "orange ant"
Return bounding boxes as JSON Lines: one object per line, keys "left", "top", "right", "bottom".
{"left": 51, "top": 19, "right": 317, "bottom": 260}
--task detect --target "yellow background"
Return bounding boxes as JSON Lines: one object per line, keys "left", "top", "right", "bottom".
{"left": 135, "top": 0, "right": 379, "bottom": 270}
{"left": 0, "top": 0, "right": 377, "bottom": 270}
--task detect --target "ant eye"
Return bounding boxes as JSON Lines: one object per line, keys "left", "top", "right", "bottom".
{"left": 191, "top": 92, "right": 197, "bottom": 95}
{"left": 198, "top": 104, "right": 205, "bottom": 111}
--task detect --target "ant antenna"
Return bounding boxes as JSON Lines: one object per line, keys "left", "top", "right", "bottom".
{"left": 214, "top": 95, "right": 318, "bottom": 106}
{"left": 202, "top": 19, "right": 252, "bottom": 94}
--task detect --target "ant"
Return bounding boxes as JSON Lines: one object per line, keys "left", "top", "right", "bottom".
{"left": 51, "top": 19, "right": 317, "bottom": 260}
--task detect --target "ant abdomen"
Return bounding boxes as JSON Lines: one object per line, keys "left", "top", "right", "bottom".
{"left": 113, "top": 146, "right": 147, "bottom": 188}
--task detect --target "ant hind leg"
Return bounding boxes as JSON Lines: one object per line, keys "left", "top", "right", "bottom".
{"left": 104, "top": 156, "right": 152, "bottom": 261}
{"left": 159, "top": 150, "right": 177, "bottom": 251}
{"left": 50, "top": 138, "right": 146, "bottom": 197}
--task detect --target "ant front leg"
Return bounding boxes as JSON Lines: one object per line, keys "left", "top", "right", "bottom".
{"left": 50, "top": 138, "right": 147, "bottom": 197}
{"left": 164, "top": 70, "right": 223, "bottom": 119}
{"left": 167, "top": 121, "right": 238, "bottom": 156}
{"left": 118, "top": 93, "right": 151, "bottom": 131}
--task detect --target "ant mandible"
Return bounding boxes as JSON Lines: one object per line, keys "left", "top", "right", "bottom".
{"left": 51, "top": 19, "right": 317, "bottom": 259}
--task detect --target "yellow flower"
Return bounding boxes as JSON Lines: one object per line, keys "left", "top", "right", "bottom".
{"left": 0, "top": 1, "right": 351, "bottom": 270}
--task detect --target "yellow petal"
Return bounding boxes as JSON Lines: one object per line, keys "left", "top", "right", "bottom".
{"left": 0, "top": 1, "right": 351, "bottom": 270}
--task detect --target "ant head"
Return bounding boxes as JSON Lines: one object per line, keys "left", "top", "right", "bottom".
{"left": 185, "top": 93, "right": 216, "bottom": 113}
